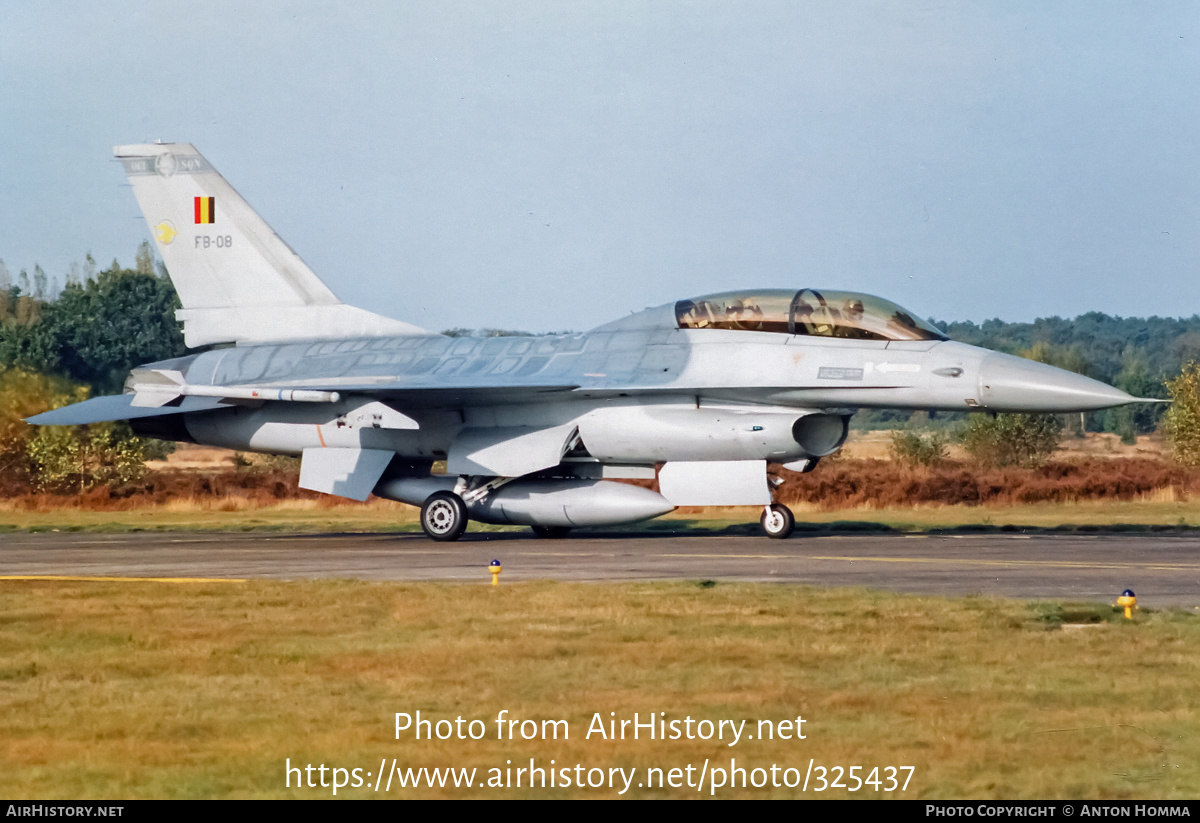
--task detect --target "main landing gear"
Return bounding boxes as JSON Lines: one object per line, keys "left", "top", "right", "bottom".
{"left": 420, "top": 491, "right": 468, "bottom": 542}
{"left": 419, "top": 476, "right": 517, "bottom": 541}
{"left": 761, "top": 503, "right": 794, "bottom": 539}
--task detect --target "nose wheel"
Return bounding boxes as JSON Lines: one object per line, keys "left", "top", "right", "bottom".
{"left": 761, "top": 503, "right": 794, "bottom": 539}
{"left": 420, "top": 491, "right": 468, "bottom": 541}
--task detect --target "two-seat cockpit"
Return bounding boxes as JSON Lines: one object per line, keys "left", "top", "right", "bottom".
{"left": 674, "top": 289, "right": 947, "bottom": 342}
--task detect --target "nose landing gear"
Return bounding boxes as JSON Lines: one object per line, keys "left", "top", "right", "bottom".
{"left": 761, "top": 503, "right": 795, "bottom": 539}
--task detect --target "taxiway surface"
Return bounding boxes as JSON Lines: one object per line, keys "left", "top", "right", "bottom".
{"left": 2, "top": 531, "right": 1198, "bottom": 607}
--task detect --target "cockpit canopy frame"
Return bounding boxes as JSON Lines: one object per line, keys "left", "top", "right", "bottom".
{"left": 674, "top": 289, "right": 947, "bottom": 342}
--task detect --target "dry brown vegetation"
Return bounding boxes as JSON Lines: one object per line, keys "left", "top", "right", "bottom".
{"left": 3, "top": 435, "right": 1199, "bottom": 527}
{"left": 7, "top": 458, "right": 1199, "bottom": 515}
{"left": 777, "top": 458, "right": 1200, "bottom": 509}
{"left": 0, "top": 468, "right": 328, "bottom": 512}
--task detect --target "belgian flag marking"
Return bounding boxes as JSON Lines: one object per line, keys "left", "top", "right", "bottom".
{"left": 194, "top": 196, "right": 216, "bottom": 224}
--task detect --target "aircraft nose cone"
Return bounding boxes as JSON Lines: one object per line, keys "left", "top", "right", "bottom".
{"left": 979, "top": 352, "right": 1136, "bottom": 412}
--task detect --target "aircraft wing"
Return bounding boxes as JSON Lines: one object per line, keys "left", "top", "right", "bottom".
{"left": 26, "top": 383, "right": 581, "bottom": 425}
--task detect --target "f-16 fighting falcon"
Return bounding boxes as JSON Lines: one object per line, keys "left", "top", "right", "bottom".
{"left": 29, "top": 144, "right": 1153, "bottom": 540}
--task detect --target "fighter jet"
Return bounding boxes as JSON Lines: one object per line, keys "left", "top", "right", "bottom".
{"left": 29, "top": 143, "right": 1151, "bottom": 540}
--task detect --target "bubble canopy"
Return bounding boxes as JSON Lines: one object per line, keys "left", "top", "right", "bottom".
{"left": 674, "top": 289, "right": 947, "bottom": 342}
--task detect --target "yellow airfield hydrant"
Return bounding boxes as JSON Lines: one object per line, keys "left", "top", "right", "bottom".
{"left": 1117, "top": 589, "right": 1137, "bottom": 620}
{"left": 490, "top": 559, "right": 502, "bottom": 587}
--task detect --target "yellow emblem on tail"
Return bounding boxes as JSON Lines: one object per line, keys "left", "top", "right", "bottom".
{"left": 155, "top": 220, "right": 177, "bottom": 245}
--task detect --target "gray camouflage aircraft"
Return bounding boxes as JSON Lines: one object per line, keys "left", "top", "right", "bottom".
{"left": 30, "top": 143, "right": 1152, "bottom": 540}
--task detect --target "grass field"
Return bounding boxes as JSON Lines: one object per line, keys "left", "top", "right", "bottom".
{"left": 2, "top": 579, "right": 1198, "bottom": 799}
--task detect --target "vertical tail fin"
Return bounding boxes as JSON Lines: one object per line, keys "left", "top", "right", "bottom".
{"left": 114, "top": 143, "right": 432, "bottom": 347}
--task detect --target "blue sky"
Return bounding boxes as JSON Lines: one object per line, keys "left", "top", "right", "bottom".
{"left": 2, "top": 1, "right": 1197, "bottom": 332}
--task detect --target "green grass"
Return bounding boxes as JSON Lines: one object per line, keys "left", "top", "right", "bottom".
{"left": 2, "top": 580, "right": 1198, "bottom": 798}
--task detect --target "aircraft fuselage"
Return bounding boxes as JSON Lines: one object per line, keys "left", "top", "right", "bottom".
{"left": 131, "top": 315, "right": 1134, "bottom": 468}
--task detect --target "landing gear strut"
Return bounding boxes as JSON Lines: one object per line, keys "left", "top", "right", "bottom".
{"left": 420, "top": 491, "right": 468, "bottom": 541}
{"left": 761, "top": 503, "right": 794, "bottom": 539}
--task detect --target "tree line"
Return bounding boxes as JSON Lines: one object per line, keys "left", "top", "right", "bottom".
{"left": 1, "top": 243, "right": 185, "bottom": 395}
{"left": 0, "top": 244, "right": 184, "bottom": 492}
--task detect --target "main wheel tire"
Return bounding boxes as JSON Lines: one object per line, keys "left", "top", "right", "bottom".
{"left": 420, "top": 491, "right": 468, "bottom": 541}
{"left": 761, "top": 503, "right": 795, "bottom": 539}
{"left": 531, "top": 525, "right": 572, "bottom": 539}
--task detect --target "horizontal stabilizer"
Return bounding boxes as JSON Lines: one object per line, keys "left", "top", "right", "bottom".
{"left": 26, "top": 394, "right": 232, "bottom": 426}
